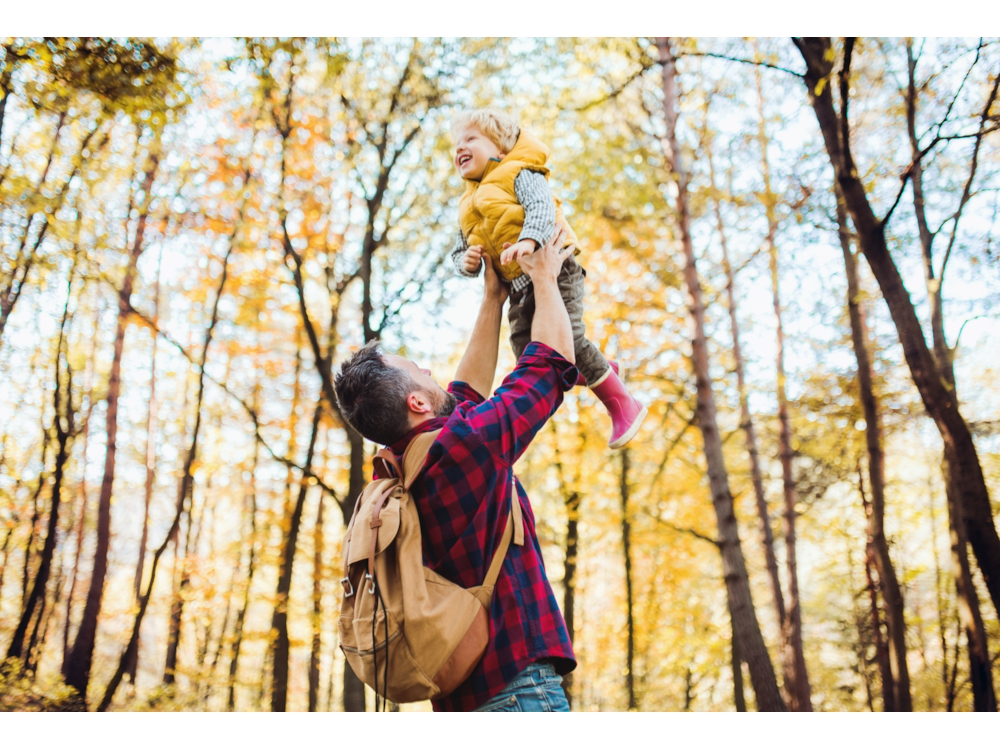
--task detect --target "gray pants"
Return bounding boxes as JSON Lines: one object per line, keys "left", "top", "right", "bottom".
{"left": 508, "top": 256, "right": 610, "bottom": 385}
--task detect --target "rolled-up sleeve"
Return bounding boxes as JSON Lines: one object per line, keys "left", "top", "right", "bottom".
{"left": 514, "top": 170, "right": 556, "bottom": 249}
{"left": 460, "top": 342, "right": 577, "bottom": 466}
{"left": 450, "top": 230, "right": 481, "bottom": 278}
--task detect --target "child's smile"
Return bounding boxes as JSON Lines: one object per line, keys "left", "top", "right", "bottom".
{"left": 453, "top": 125, "right": 505, "bottom": 181}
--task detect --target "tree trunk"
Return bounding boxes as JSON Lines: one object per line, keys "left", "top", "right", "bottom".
{"left": 563, "top": 487, "right": 580, "bottom": 709}
{"left": 62, "top": 302, "right": 101, "bottom": 672}
{"left": 340, "top": 421, "right": 369, "bottom": 712}
{"left": 944, "top": 466, "right": 996, "bottom": 711}
{"left": 708, "top": 146, "right": 787, "bottom": 641}
{"left": 620, "top": 449, "right": 637, "bottom": 711}
{"left": 63, "top": 150, "right": 159, "bottom": 704}
{"left": 728, "top": 597, "right": 747, "bottom": 712}
{"left": 756, "top": 75, "right": 812, "bottom": 710}
{"left": 928, "top": 471, "right": 954, "bottom": 709}
{"left": 838, "top": 185, "right": 912, "bottom": 710}
{"left": 228, "top": 439, "right": 259, "bottom": 712}
{"left": 20, "top": 422, "right": 49, "bottom": 609}
{"left": 847, "top": 544, "right": 876, "bottom": 711}
{"left": 864, "top": 535, "right": 895, "bottom": 711}
{"left": 794, "top": 35, "right": 1000, "bottom": 621}
{"left": 163, "top": 506, "right": 193, "bottom": 685}
{"left": 126, "top": 247, "right": 163, "bottom": 684}
{"left": 309, "top": 490, "right": 326, "bottom": 712}
{"left": 657, "top": 36, "right": 785, "bottom": 712}
{"left": 6, "top": 265, "right": 77, "bottom": 662}
{"left": 271, "top": 403, "right": 322, "bottom": 712}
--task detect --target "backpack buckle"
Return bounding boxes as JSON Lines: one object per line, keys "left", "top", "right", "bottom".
{"left": 365, "top": 573, "right": 376, "bottom": 595}
{"left": 341, "top": 577, "right": 354, "bottom": 597}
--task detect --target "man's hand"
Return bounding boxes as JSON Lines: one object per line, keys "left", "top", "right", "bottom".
{"left": 499, "top": 238, "right": 537, "bottom": 265}
{"left": 483, "top": 253, "right": 508, "bottom": 305}
{"left": 515, "top": 228, "right": 570, "bottom": 284}
{"left": 462, "top": 245, "right": 485, "bottom": 274}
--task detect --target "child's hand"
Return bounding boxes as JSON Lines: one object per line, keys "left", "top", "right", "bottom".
{"left": 499, "top": 239, "right": 537, "bottom": 265}
{"left": 462, "top": 245, "right": 484, "bottom": 274}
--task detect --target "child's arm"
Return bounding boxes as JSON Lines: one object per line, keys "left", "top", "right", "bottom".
{"left": 500, "top": 170, "right": 557, "bottom": 265}
{"left": 450, "top": 230, "right": 483, "bottom": 277}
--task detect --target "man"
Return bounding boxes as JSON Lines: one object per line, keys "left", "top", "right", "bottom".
{"left": 333, "top": 228, "right": 577, "bottom": 711}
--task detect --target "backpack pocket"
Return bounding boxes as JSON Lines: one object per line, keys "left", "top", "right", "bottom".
{"left": 339, "top": 609, "right": 438, "bottom": 704}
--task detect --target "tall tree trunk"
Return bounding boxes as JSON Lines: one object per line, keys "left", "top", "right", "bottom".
{"left": 228, "top": 438, "right": 259, "bottom": 711}
{"left": 656, "top": 36, "right": 785, "bottom": 712}
{"left": 6, "top": 263, "right": 78, "bottom": 663}
{"left": 928, "top": 471, "right": 953, "bottom": 709}
{"left": 728, "top": 597, "right": 747, "bottom": 712}
{"left": 794, "top": 35, "right": 1000, "bottom": 622}
{"left": 21, "top": 423, "right": 50, "bottom": 608}
{"left": 944, "top": 471, "right": 996, "bottom": 711}
{"left": 271, "top": 403, "right": 322, "bottom": 712}
{"left": 340, "top": 418, "right": 369, "bottom": 713}
{"left": 847, "top": 544, "right": 876, "bottom": 711}
{"left": 551, "top": 421, "right": 583, "bottom": 710}
{"left": 755, "top": 72, "right": 812, "bottom": 710}
{"left": 563, "top": 488, "right": 580, "bottom": 709}
{"left": 708, "top": 144, "right": 787, "bottom": 643}
{"left": 859, "top": 467, "right": 896, "bottom": 710}
{"left": 837, "top": 185, "right": 912, "bottom": 710}
{"left": 620, "top": 449, "right": 637, "bottom": 711}
{"left": 163, "top": 502, "right": 194, "bottom": 685}
{"left": 62, "top": 301, "right": 102, "bottom": 672}
{"left": 63, "top": 149, "right": 160, "bottom": 704}
{"left": 309, "top": 489, "right": 326, "bottom": 712}
{"left": 126, "top": 246, "right": 164, "bottom": 684}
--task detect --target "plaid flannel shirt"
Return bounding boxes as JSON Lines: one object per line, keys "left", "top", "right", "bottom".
{"left": 383, "top": 341, "right": 578, "bottom": 711}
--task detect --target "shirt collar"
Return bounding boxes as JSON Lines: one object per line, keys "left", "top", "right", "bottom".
{"left": 387, "top": 417, "right": 447, "bottom": 455}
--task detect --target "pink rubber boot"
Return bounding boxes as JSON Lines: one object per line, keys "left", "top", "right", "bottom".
{"left": 575, "top": 360, "right": 619, "bottom": 387}
{"left": 590, "top": 367, "right": 647, "bottom": 450}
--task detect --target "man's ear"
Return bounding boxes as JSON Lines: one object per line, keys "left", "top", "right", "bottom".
{"left": 406, "top": 390, "right": 433, "bottom": 415}
{"left": 498, "top": 152, "right": 507, "bottom": 160}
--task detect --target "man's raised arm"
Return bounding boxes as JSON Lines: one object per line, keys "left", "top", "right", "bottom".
{"left": 453, "top": 256, "right": 508, "bottom": 398}
{"left": 516, "top": 228, "right": 575, "bottom": 363}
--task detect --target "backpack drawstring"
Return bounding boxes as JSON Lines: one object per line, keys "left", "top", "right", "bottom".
{"left": 371, "top": 575, "right": 390, "bottom": 712}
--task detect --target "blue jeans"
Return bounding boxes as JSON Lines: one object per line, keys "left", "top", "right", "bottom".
{"left": 473, "top": 662, "right": 571, "bottom": 712}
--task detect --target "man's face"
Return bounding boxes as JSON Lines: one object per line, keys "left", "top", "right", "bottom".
{"left": 384, "top": 354, "right": 457, "bottom": 418}
{"left": 453, "top": 124, "right": 504, "bottom": 181}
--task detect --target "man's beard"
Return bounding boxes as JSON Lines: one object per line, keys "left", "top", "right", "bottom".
{"left": 434, "top": 390, "right": 457, "bottom": 418}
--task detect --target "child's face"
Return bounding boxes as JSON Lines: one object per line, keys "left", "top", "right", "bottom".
{"left": 453, "top": 125, "right": 505, "bottom": 181}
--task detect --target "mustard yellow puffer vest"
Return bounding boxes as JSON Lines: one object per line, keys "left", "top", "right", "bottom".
{"left": 458, "top": 129, "right": 581, "bottom": 282}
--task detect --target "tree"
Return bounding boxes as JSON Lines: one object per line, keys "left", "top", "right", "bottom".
{"left": 836, "top": 182, "right": 912, "bottom": 710}
{"left": 656, "top": 37, "right": 785, "bottom": 711}
{"left": 793, "top": 36, "right": 997, "bottom": 710}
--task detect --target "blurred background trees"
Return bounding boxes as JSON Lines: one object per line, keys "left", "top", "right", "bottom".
{"left": 0, "top": 36, "right": 997, "bottom": 712}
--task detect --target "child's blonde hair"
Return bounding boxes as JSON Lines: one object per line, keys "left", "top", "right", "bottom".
{"left": 450, "top": 109, "right": 520, "bottom": 153}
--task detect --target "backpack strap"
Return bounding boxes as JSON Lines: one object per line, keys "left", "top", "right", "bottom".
{"left": 363, "top": 429, "right": 443, "bottom": 592}
{"left": 372, "top": 449, "right": 402, "bottom": 482}
{"left": 400, "top": 429, "right": 442, "bottom": 490}
{"left": 482, "top": 474, "right": 525, "bottom": 589}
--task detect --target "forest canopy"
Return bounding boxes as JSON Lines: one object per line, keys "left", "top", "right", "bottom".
{"left": 0, "top": 36, "right": 998, "bottom": 712}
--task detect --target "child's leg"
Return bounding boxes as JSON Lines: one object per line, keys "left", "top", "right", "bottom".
{"left": 507, "top": 284, "right": 535, "bottom": 362}
{"left": 557, "top": 256, "right": 609, "bottom": 384}
{"left": 559, "top": 256, "right": 647, "bottom": 449}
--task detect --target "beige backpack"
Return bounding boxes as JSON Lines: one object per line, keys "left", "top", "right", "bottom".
{"left": 338, "top": 429, "right": 523, "bottom": 707}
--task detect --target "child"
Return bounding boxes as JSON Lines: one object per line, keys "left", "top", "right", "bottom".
{"left": 449, "top": 109, "right": 647, "bottom": 450}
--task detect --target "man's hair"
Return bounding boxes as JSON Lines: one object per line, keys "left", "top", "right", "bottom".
{"left": 334, "top": 341, "right": 416, "bottom": 446}
{"left": 450, "top": 108, "right": 520, "bottom": 153}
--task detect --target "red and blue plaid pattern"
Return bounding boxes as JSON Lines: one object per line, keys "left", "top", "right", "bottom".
{"left": 384, "top": 342, "right": 578, "bottom": 711}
